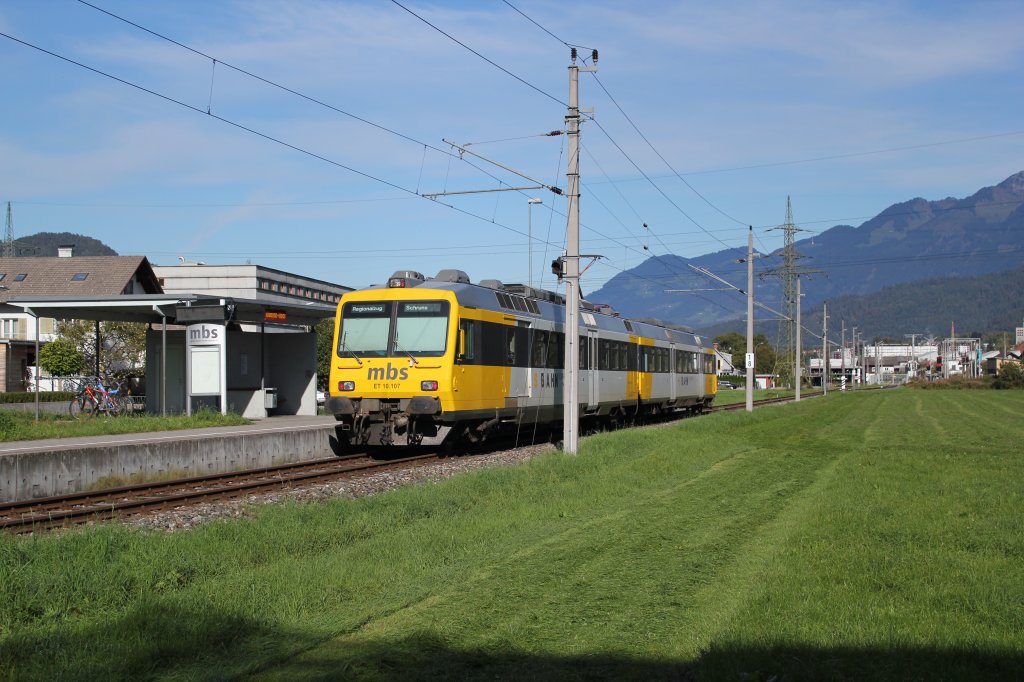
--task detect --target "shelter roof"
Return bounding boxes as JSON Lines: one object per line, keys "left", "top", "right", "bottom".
{"left": 7, "top": 294, "right": 335, "bottom": 327}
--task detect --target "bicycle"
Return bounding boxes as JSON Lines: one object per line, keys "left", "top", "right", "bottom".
{"left": 68, "top": 377, "right": 127, "bottom": 418}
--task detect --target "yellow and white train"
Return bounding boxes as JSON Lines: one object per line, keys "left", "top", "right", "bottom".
{"left": 326, "top": 269, "right": 717, "bottom": 448}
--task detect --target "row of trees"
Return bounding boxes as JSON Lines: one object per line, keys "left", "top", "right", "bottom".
{"left": 29, "top": 318, "right": 1023, "bottom": 392}
{"left": 36, "top": 321, "right": 147, "bottom": 383}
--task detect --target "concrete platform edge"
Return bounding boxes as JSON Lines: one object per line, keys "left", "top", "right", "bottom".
{"left": 1, "top": 425, "right": 337, "bottom": 503}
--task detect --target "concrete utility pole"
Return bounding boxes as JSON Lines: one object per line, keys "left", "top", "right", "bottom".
{"left": 822, "top": 303, "right": 828, "bottom": 395}
{"left": 746, "top": 226, "right": 754, "bottom": 412}
{"left": 795, "top": 277, "right": 802, "bottom": 401}
{"left": 563, "top": 48, "right": 597, "bottom": 455}
{"left": 841, "top": 321, "right": 846, "bottom": 390}
{"left": 851, "top": 327, "right": 858, "bottom": 390}
{"left": 904, "top": 333, "right": 920, "bottom": 381}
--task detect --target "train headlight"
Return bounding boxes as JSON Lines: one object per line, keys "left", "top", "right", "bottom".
{"left": 421, "top": 380, "right": 438, "bottom": 391}
{"left": 388, "top": 277, "right": 407, "bottom": 288}
{"left": 338, "top": 381, "right": 356, "bottom": 392}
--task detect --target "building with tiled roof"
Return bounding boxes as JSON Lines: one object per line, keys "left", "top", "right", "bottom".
{"left": 0, "top": 252, "right": 161, "bottom": 391}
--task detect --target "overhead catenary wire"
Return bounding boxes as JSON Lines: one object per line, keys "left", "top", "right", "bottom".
{"left": 499, "top": 0, "right": 595, "bottom": 52}
{"left": 0, "top": 31, "right": 573, "bottom": 256}
{"left": 36, "top": 1, "right": 1024, "bottom": 303}
{"left": 75, "top": 0, "right": 557, "bottom": 209}
{"left": 589, "top": 73, "right": 748, "bottom": 228}
{"left": 389, "top": 0, "right": 565, "bottom": 108}
{"left": 494, "top": 0, "right": 748, "bottom": 257}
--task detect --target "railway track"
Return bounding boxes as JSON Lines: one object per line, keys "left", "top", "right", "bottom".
{"left": 0, "top": 391, "right": 821, "bottom": 534}
{"left": 0, "top": 451, "right": 442, "bottom": 534}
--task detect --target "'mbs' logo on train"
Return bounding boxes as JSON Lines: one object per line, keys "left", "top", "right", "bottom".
{"left": 368, "top": 363, "right": 409, "bottom": 381}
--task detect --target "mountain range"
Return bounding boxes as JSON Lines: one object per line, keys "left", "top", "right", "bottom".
{"left": 588, "top": 171, "right": 1024, "bottom": 339}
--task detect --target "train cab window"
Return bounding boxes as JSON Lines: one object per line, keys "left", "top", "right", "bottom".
{"left": 339, "top": 301, "right": 392, "bottom": 357}
{"left": 394, "top": 301, "right": 450, "bottom": 357}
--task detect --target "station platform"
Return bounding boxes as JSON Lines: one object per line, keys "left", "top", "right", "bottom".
{"left": 0, "top": 415, "right": 340, "bottom": 503}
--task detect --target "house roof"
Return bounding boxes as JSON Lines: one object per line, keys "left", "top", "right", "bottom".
{"left": 0, "top": 256, "right": 161, "bottom": 303}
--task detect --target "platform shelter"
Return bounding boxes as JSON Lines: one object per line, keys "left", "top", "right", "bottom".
{"left": 9, "top": 294, "right": 336, "bottom": 419}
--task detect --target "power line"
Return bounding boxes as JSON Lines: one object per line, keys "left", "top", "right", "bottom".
{"left": 76, "top": 0, "right": 551, "bottom": 207}
{"left": 496, "top": 0, "right": 748, "bottom": 257}
{"left": 0, "top": 30, "right": 573, "bottom": 255}
{"left": 77, "top": 0, "right": 448, "bottom": 156}
{"left": 587, "top": 114, "right": 744, "bottom": 255}
{"left": 589, "top": 73, "right": 748, "bottom": 227}
{"left": 499, "top": 0, "right": 595, "bottom": 52}
{"left": 389, "top": 0, "right": 565, "bottom": 107}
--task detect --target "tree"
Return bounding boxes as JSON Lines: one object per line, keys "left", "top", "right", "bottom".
{"left": 994, "top": 362, "right": 1024, "bottom": 389}
{"left": 55, "top": 320, "right": 147, "bottom": 381}
{"left": 753, "top": 334, "right": 777, "bottom": 374}
{"left": 713, "top": 331, "right": 777, "bottom": 375}
{"left": 37, "top": 337, "right": 86, "bottom": 377}
{"left": 315, "top": 318, "right": 335, "bottom": 391}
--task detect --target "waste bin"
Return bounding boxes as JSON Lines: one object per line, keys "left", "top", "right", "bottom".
{"left": 264, "top": 388, "right": 278, "bottom": 409}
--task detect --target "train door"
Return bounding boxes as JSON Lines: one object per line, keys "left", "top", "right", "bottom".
{"left": 508, "top": 321, "right": 530, "bottom": 400}
{"left": 669, "top": 343, "right": 677, "bottom": 402}
{"left": 587, "top": 329, "right": 599, "bottom": 408}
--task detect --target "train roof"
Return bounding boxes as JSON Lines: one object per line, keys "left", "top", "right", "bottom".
{"left": 355, "top": 269, "right": 706, "bottom": 348}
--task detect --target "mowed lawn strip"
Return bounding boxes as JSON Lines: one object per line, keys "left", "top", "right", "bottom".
{"left": 698, "top": 390, "right": 1024, "bottom": 680}
{"left": 1, "top": 390, "right": 1022, "bottom": 681}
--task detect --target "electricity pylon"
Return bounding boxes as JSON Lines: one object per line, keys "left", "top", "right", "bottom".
{"left": 759, "top": 196, "right": 822, "bottom": 388}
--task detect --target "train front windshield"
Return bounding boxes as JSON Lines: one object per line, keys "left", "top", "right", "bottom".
{"left": 339, "top": 300, "right": 450, "bottom": 358}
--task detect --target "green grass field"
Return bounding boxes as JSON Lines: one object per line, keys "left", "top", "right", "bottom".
{"left": 1, "top": 389, "right": 1022, "bottom": 680}
{"left": 0, "top": 408, "right": 248, "bottom": 442}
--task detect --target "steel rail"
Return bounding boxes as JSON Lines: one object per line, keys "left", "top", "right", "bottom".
{"left": 1, "top": 451, "right": 440, "bottom": 533}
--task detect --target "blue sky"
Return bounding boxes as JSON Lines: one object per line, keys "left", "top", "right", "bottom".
{"left": 2, "top": 0, "right": 1023, "bottom": 294}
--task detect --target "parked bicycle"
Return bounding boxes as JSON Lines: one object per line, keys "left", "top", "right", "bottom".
{"left": 68, "top": 377, "right": 129, "bottom": 418}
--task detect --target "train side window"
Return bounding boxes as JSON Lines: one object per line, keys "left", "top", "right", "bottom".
{"left": 549, "top": 332, "right": 563, "bottom": 369}
{"left": 579, "top": 336, "right": 587, "bottom": 369}
{"left": 506, "top": 327, "right": 517, "bottom": 365}
{"left": 458, "top": 320, "right": 476, "bottom": 362}
{"left": 532, "top": 330, "right": 549, "bottom": 367}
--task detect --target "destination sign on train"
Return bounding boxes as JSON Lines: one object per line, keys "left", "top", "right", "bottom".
{"left": 349, "top": 303, "right": 387, "bottom": 315}
{"left": 400, "top": 302, "right": 444, "bottom": 314}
